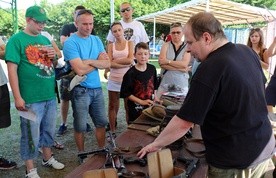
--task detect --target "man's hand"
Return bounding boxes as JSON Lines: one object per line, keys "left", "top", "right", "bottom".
{"left": 137, "top": 142, "right": 160, "bottom": 159}
{"left": 140, "top": 99, "right": 154, "bottom": 106}
{"left": 98, "top": 52, "right": 109, "bottom": 61}
{"left": 14, "top": 97, "right": 27, "bottom": 111}
{"left": 46, "top": 46, "right": 56, "bottom": 60}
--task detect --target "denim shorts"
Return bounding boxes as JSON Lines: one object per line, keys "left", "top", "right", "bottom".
{"left": 59, "top": 77, "right": 72, "bottom": 101}
{"left": 71, "top": 86, "right": 108, "bottom": 132}
{"left": 20, "top": 99, "right": 56, "bottom": 160}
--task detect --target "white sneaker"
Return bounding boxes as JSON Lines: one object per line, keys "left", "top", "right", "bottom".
{"left": 42, "top": 156, "right": 65, "bottom": 170}
{"left": 68, "top": 75, "right": 87, "bottom": 91}
{"left": 25, "top": 168, "right": 40, "bottom": 178}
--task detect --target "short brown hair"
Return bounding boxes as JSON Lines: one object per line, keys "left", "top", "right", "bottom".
{"left": 134, "top": 42, "right": 149, "bottom": 54}
{"left": 75, "top": 5, "right": 85, "bottom": 11}
{"left": 187, "top": 12, "right": 226, "bottom": 41}
{"left": 170, "top": 22, "right": 182, "bottom": 29}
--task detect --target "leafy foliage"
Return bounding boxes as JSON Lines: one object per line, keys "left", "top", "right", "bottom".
{"left": 0, "top": 0, "right": 275, "bottom": 43}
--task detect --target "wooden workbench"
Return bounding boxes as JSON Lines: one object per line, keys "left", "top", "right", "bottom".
{"left": 65, "top": 125, "right": 207, "bottom": 178}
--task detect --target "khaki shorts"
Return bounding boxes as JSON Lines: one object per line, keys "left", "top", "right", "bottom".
{"left": 208, "top": 159, "right": 270, "bottom": 178}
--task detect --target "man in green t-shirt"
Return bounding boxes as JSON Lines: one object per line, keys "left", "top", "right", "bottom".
{"left": 5, "top": 6, "right": 64, "bottom": 178}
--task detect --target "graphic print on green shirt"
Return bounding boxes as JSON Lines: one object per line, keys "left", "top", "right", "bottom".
{"left": 5, "top": 31, "right": 56, "bottom": 104}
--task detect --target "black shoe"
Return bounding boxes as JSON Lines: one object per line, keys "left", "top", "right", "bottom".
{"left": 0, "top": 157, "right": 17, "bottom": 170}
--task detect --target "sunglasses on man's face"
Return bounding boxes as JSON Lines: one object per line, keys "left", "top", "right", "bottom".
{"left": 171, "top": 31, "right": 182, "bottom": 35}
{"left": 120, "top": 7, "right": 131, "bottom": 13}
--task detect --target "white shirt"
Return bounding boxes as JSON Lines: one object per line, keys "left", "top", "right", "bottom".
{"left": 106, "top": 20, "right": 149, "bottom": 45}
{"left": 0, "top": 38, "right": 8, "bottom": 86}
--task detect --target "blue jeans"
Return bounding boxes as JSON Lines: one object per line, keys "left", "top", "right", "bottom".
{"left": 20, "top": 99, "right": 56, "bottom": 160}
{"left": 71, "top": 86, "right": 108, "bottom": 132}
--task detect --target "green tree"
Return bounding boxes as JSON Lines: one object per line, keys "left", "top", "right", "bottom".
{"left": 233, "top": 0, "right": 276, "bottom": 9}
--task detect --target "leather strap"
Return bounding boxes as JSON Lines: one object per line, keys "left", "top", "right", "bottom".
{"left": 163, "top": 42, "right": 187, "bottom": 76}
{"left": 112, "top": 146, "right": 143, "bottom": 155}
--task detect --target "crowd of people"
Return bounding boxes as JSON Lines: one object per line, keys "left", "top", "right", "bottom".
{"left": 1, "top": 1, "right": 276, "bottom": 178}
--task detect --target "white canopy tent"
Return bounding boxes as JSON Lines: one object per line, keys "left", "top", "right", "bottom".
{"left": 136, "top": 0, "right": 276, "bottom": 26}
{"left": 136, "top": 0, "right": 276, "bottom": 55}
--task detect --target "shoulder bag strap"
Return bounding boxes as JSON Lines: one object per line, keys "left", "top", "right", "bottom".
{"left": 162, "top": 42, "right": 186, "bottom": 76}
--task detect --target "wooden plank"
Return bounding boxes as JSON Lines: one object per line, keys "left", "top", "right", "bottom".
{"left": 83, "top": 168, "right": 118, "bottom": 178}
{"left": 147, "top": 149, "right": 174, "bottom": 178}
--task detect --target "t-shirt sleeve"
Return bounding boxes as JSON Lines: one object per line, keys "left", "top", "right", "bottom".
{"left": 96, "top": 36, "right": 105, "bottom": 53}
{"left": 120, "top": 69, "right": 133, "bottom": 98}
{"left": 5, "top": 36, "right": 21, "bottom": 64}
{"left": 41, "top": 31, "right": 53, "bottom": 41}
{"left": 63, "top": 39, "right": 79, "bottom": 61}
{"left": 138, "top": 22, "right": 149, "bottom": 43}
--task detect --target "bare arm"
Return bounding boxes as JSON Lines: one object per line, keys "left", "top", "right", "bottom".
{"left": 69, "top": 52, "right": 110, "bottom": 76}
{"left": 114, "top": 41, "right": 134, "bottom": 65}
{"left": 137, "top": 116, "right": 194, "bottom": 158}
{"left": 107, "top": 43, "right": 126, "bottom": 69}
{"left": 108, "top": 41, "right": 134, "bottom": 68}
{"left": 264, "top": 37, "right": 276, "bottom": 61}
{"left": 159, "top": 43, "right": 190, "bottom": 72}
{"left": 128, "top": 94, "right": 154, "bottom": 107}
{"left": 7, "top": 62, "right": 27, "bottom": 111}
{"left": 0, "top": 44, "right": 5, "bottom": 59}
{"left": 69, "top": 58, "right": 96, "bottom": 76}
{"left": 260, "top": 60, "right": 269, "bottom": 70}
{"left": 158, "top": 42, "right": 169, "bottom": 67}
{"left": 60, "top": 35, "right": 68, "bottom": 46}
{"left": 89, "top": 52, "right": 111, "bottom": 69}
{"left": 51, "top": 40, "right": 62, "bottom": 59}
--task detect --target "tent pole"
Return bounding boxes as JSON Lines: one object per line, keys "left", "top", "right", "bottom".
{"left": 110, "top": 0, "right": 114, "bottom": 23}
{"left": 153, "top": 17, "right": 156, "bottom": 56}
{"left": 206, "top": 0, "right": 210, "bottom": 12}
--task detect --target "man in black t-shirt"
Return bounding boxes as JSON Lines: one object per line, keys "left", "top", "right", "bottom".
{"left": 138, "top": 12, "right": 275, "bottom": 178}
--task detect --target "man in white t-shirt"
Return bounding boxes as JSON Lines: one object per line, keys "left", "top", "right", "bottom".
{"left": 106, "top": 2, "right": 149, "bottom": 45}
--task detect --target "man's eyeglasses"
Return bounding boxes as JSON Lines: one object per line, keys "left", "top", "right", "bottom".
{"left": 171, "top": 31, "right": 182, "bottom": 35}
{"left": 120, "top": 7, "right": 131, "bottom": 13}
{"left": 76, "top": 9, "right": 93, "bottom": 17}
{"left": 32, "top": 18, "right": 46, "bottom": 26}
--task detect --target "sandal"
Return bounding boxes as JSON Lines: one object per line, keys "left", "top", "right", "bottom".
{"left": 53, "top": 140, "right": 64, "bottom": 150}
